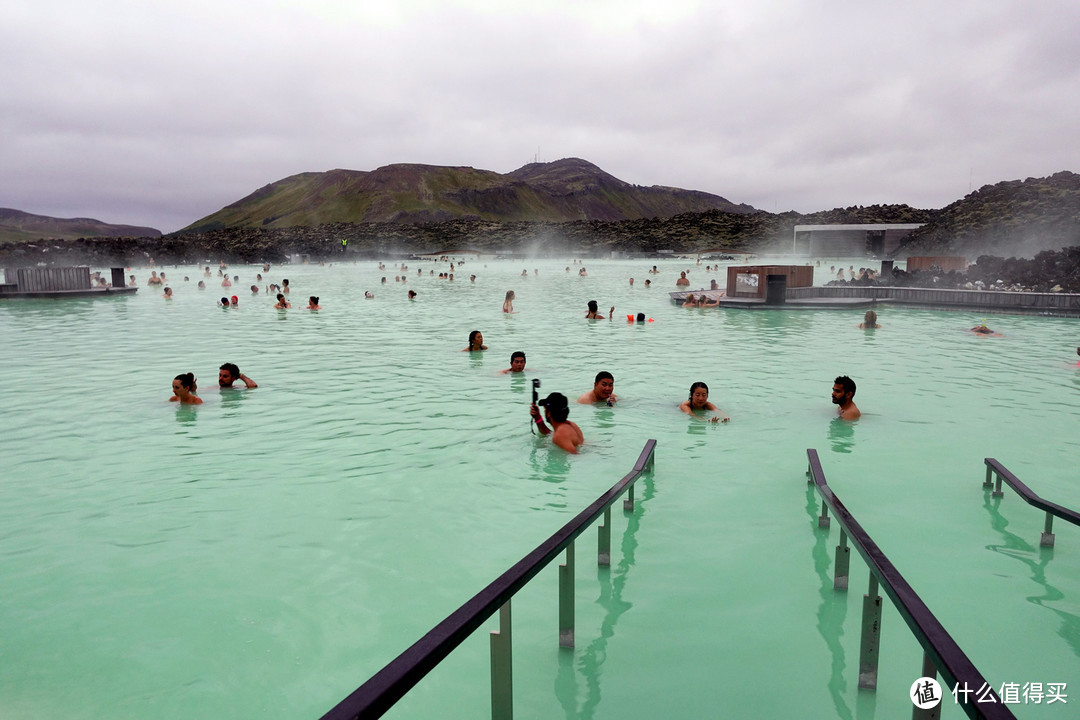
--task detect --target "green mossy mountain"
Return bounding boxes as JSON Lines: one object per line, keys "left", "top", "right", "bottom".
{"left": 895, "top": 171, "right": 1080, "bottom": 258}
{"left": 0, "top": 208, "right": 161, "bottom": 244}
{"left": 5, "top": 168, "right": 1080, "bottom": 266}
{"left": 181, "top": 158, "right": 756, "bottom": 232}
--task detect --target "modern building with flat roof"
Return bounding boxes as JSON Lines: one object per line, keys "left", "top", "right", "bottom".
{"left": 792, "top": 223, "right": 923, "bottom": 256}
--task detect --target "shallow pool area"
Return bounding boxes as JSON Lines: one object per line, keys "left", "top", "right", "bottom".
{"left": 2, "top": 257, "right": 1079, "bottom": 719}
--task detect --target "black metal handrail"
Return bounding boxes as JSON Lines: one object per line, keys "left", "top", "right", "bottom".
{"left": 983, "top": 458, "right": 1080, "bottom": 547}
{"left": 321, "top": 439, "right": 657, "bottom": 720}
{"left": 807, "top": 449, "right": 1014, "bottom": 719}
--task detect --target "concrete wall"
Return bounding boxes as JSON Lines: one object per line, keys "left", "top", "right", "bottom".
{"left": 786, "top": 285, "right": 1080, "bottom": 314}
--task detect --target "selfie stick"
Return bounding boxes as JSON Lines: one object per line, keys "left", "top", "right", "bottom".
{"left": 531, "top": 378, "right": 541, "bottom": 435}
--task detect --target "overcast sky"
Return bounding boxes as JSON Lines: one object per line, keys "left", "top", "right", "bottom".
{"left": 3, "top": 0, "right": 1079, "bottom": 232}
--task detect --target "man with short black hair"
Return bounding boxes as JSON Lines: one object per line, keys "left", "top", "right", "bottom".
{"left": 219, "top": 363, "right": 257, "bottom": 388}
{"left": 501, "top": 351, "right": 527, "bottom": 374}
{"left": 831, "top": 375, "right": 859, "bottom": 420}
{"left": 578, "top": 371, "right": 616, "bottom": 405}
{"left": 530, "top": 392, "right": 584, "bottom": 453}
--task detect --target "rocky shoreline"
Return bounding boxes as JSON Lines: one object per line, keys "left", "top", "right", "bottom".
{"left": 0, "top": 206, "right": 932, "bottom": 267}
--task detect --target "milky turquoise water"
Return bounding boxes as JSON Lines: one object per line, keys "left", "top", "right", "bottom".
{"left": 2, "top": 257, "right": 1078, "bottom": 719}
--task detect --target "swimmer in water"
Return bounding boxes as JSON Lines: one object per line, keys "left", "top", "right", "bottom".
{"left": 163, "top": 287, "right": 173, "bottom": 299}
{"left": 306, "top": 296, "right": 321, "bottom": 309}
{"left": 578, "top": 371, "right": 617, "bottom": 405}
{"left": 170, "top": 373, "right": 203, "bottom": 404}
{"left": 585, "top": 300, "right": 613, "bottom": 319}
{"left": 503, "top": 290, "right": 516, "bottom": 313}
{"left": 218, "top": 363, "right": 257, "bottom": 388}
{"left": 250, "top": 285, "right": 259, "bottom": 295}
{"left": 858, "top": 310, "right": 881, "bottom": 329}
{"left": 970, "top": 322, "right": 1001, "bottom": 336}
{"left": 500, "top": 351, "right": 527, "bottom": 374}
{"left": 831, "top": 375, "right": 860, "bottom": 420}
{"left": 683, "top": 294, "right": 698, "bottom": 308}
{"left": 230, "top": 295, "right": 238, "bottom": 307}
{"left": 464, "top": 330, "right": 487, "bottom": 352}
{"left": 676, "top": 271, "right": 690, "bottom": 287}
{"left": 679, "top": 382, "right": 729, "bottom": 423}
{"left": 274, "top": 293, "right": 291, "bottom": 309}
{"left": 530, "top": 392, "right": 584, "bottom": 454}
{"left": 408, "top": 290, "right": 417, "bottom": 299}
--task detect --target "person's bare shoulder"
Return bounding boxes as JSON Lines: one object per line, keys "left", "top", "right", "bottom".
{"left": 577, "top": 392, "right": 594, "bottom": 404}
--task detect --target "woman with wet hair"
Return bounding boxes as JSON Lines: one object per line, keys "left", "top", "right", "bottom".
{"left": 463, "top": 330, "right": 487, "bottom": 351}
{"left": 274, "top": 293, "right": 291, "bottom": 309}
{"left": 502, "top": 290, "right": 516, "bottom": 313}
{"left": 306, "top": 296, "right": 321, "bottom": 310}
{"left": 679, "top": 381, "right": 728, "bottom": 423}
{"left": 170, "top": 373, "right": 203, "bottom": 405}
{"left": 857, "top": 310, "right": 881, "bottom": 329}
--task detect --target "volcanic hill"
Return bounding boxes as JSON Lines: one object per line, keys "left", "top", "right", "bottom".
{"left": 0, "top": 208, "right": 161, "bottom": 244}
{"left": 180, "top": 158, "right": 756, "bottom": 232}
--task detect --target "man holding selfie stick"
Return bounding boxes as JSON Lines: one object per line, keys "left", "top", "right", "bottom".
{"left": 530, "top": 390, "right": 584, "bottom": 454}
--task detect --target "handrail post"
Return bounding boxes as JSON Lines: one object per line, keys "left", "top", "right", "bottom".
{"left": 598, "top": 507, "right": 611, "bottom": 566}
{"left": 623, "top": 484, "right": 635, "bottom": 512}
{"left": 490, "top": 601, "right": 513, "bottom": 720}
{"left": 912, "top": 652, "right": 940, "bottom": 720}
{"left": 1042, "top": 513, "right": 1056, "bottom": 547}
{"left": 993, "top": 472, "right": 1004, "bottom": 498}
{"left": 818, "top": 499, "right": 830, "bottom": 528}
{"left": 858, "top": 573, "right": 882, "bottom": 690}
{"left": 559, "top": 542, "right": 575, "bottom": 648}
{"left": 834, "top": 528, "right": 850, "bottom": 590}
{"left": 983, "top": 465, "right": 994, "bottom": 489}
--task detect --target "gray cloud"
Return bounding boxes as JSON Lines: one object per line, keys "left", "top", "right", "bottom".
{"left": 2, "top": 0, "right": 1079, "bottom": 232}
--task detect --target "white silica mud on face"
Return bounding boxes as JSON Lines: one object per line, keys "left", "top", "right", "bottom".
{"left": 1, "top": 257, "right": 1077, "bottom": 720}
